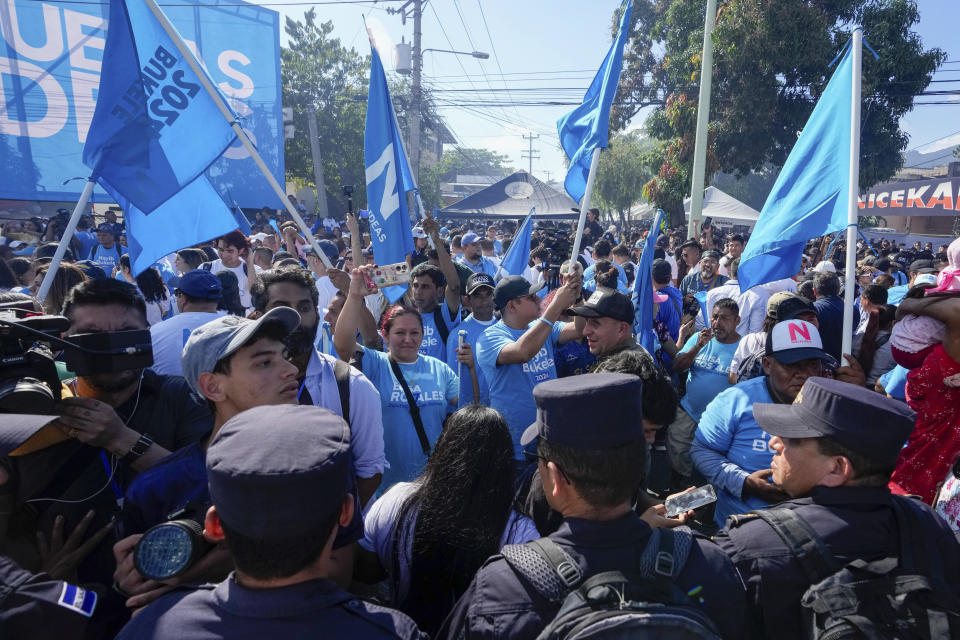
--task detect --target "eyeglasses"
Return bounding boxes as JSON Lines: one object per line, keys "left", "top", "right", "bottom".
{"left": 523, "top": 449, "right": 571, "bottom": 484}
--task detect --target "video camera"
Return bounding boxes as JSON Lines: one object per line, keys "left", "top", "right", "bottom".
{"left": 134, "top": 502, "right": 211, "bottom": 581}
{"left": 0, "top": 302, "right": 153, "bottom": 415}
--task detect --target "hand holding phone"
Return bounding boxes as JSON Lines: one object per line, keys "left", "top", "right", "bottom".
{"left": 664, "top": 484, "right": 717, "bottom": 518}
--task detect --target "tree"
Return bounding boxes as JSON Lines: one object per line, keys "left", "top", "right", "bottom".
{"left": 612, "top": 0, "right": 945, "bottom": 222}
{"left": 418, "top": 148, "right": 514, "bottom": 211}
{"left": 594, "top": 131, "right": 654, "bottom": 223}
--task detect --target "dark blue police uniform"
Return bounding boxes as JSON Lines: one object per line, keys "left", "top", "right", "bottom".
{"left": 0, "top": 555, "right": 99, "bottom": 640}
{"left": 115, "top": 574, "right": 425, "bottom": 640}
{"left": 715, "top": 488, "right": 960, "bottom": 640}
{"left": 437, "top": 513, "right": 746, "bottom": 640}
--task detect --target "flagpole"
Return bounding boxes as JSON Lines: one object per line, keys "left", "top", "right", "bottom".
{"left": 142, "top": 0, "right": 332, "bottom": 268}
{"left": 568, "top": 147, "right": 602, "bottom": 274}
{"left": 36, "top": 179, "right": 97, "bottom": 303}
{"left": 840, "top": 27, "right": 863, "bottom": 363}
{"left": 687, "top": 0, "right": 718, "bottom": 240}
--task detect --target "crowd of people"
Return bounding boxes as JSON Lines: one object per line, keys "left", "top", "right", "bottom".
{"left": 1, "top": 202, "right": 959, "bottom": 639}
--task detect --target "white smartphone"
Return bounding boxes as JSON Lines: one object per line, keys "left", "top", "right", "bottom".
{"left": 664, "top": 484, "right": 717, "bottom": 517}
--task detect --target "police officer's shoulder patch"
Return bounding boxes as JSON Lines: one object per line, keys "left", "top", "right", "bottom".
{"left": 57, "top": 582, "right": 97, "bottom": 618}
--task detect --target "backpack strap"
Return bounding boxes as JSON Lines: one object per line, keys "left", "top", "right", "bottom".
{"left": 388, "top": 356, "right": 431, "bottom": 456}
{"left": 638, "top": 527, "right": 694, "bottom": 598}
{"left": 501, "top": 537, "right": 583, "bottom": 603}
{"left": 433, "top": 306, "right": 450, "bottom": 345}
{"left": 752, "top": 508, "right": 838, "bottom": 584}
{"left": 332, "top": 358, "right": 351, "bottom": 428}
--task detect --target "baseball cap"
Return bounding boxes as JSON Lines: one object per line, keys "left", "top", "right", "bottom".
{"left": 181, "top": 307, "right": 300, "bottom": 395}
{"left": 564, "top": 287, "right": 634, "bottom": 324}
{"left": 461, "top": 232, "right": 481, "bottom": 245}
{"left": 766, "top": 292, "right": 816, "bottom": 322}
{"left": 914, "top": 273, "right": 938, "bottom": 287}
{"left": 412, "top": 227, "right": 427, "bottom": 239}
{"left": 909, "top": 259, "right": 935, "bottom": 274}
{"left": 466, "top": 273, "right": 495, "bottom": 295}
{"left": 765, "top": 319, "right": 831, "bottom": 364}
{"left": 207, "top": 404, "right": 351, "bottom": 538}
{"left": 812, "top": 261, "right": 836, "bottom": 273}
{"left": 520, "top": 373, "right": 643, "bottom": 449}
{"left": 74, "top": 260, "right": 107, "bottom": 280}
{"left": 175, "top": 269, "right": 222, "bottom": 300}
{"left": 305, "top": 239, "right": 339, "bottom": 264}
{"left": 753, "top": 377, "right": 915, "bottom": 469}
{"left": 95, "top": 223, "right": 114, "bottom": 233}
{"left": 249, "top": 232, "right": 270, "bottom": 243}
{"left": 493, "top": 275, "right": 544, "bottom": 310}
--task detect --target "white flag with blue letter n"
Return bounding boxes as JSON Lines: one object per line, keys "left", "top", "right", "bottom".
{"left": 364, "top": 31, "right": 416, "bottom": 302}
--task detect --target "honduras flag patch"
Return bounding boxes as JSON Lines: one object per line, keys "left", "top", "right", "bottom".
{"left": 58, "top": 582, "right": 98, "bottom": 617}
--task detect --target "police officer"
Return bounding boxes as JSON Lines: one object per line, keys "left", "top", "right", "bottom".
{"left": 714, "top": 377, "right": 960, "bottom": 640}
{"left": 115, "top": 405, "right": 426, "bottom": 639}
{"left": 0, "top": 416, "right": 101, "bottom": 640}
{"left": 438, "top": 374, "right": 747, "bottom": 640}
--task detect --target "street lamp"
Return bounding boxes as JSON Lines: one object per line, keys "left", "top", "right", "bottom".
{"left": 422, "top": 48, "right": 489, "bottom": 59}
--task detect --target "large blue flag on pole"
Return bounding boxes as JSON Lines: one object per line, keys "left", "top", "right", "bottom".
{"left": 557, "top": 0, "right": 632, "bottom": 203}
{"left": 82, "top": 0, "right": 237, "bottom": 215}
{"left": 738, "top": 44, "right": 855, "bottom": 291}
{"left": 498, "top": 207, "right": 535, "bottom": 278}
{"left": 632, "top": 210, "right": 665, "bottom": 354}
{"left": 364, "top": 31, "right": 417, "bottom": 303}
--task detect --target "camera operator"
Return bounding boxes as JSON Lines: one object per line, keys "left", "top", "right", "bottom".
{"left": 0, "top": 279, "right": 212, "bottom": 605}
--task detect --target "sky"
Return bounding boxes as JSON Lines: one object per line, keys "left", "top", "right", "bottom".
{"left": 266, "top": 0, "right": 960, "bottom": 184}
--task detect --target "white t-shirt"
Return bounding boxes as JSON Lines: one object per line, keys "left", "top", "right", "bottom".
{"left": 206, "top": 260, "right": 262, "bottom": 311}
{"left": 315, "top": 274, "right": 339, "bottom": 315}
{"left": 143, "top": 291, "right": 172, "bottom": 327}
{"left": 149, "top": 311, "right": 223, "bottom": 376}
{"left": 360, "top": 481, "right": 539, "bottom": 602}
{"left": 729, "top": 331, "right": 766, "bottom": 377}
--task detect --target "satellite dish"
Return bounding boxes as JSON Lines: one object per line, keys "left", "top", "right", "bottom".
{"left": 504, "top": 181, "right": 534, "bottom": 199}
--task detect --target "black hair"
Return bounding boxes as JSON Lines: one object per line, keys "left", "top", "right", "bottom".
{"left": 713, "top": 297, "right": 740, "bottom": 317}
{"left": 728, "top": 256, "right": 740, "bottom": 280}
{"left": 797, "top": 280, "right": 816, "bottom": 301}
{"left": 593, "top": 352, "right": 677, "bottom": 427}
{"left": 250, "top": 268, "right": 319, "bottom": 313}
{"left": 62, "top": 277, "right": 147, "bottom": 324}
{"left": 726, "top": 233, "right": 745, "bottom": 244}
{"left": 411, "top": 262, "right": 446, "bottom": 288}
{"left": 35, "top": 243, "right": 74, "bottom": 262}
{"left": 862, "top": 283, "right": 888, "bottom": 306}
{"left": 592, "top": 260, "right": 620, "bottom": 290}
{"left": 593, "top": 239, "right": 612, "bottom": 258}
{"left": 217, "top": 230, "right": 249, "bottom": 251}
{"left": 118, "top": 255, "right": 167, "bottom": 304}
{"left": 611, "top": 244, "right": 630, "bottom": 258}
{"left": 0, "top": 259, "right": 17, "bottom": 289}
{"left": 876, "top": 304, "right": 896, "bottom": 330}
{"left": 396, "top": 405, "right": 516, "bottom": 634}
{"left": 253, "top": 246, "right": 274, "bottom": 262}
{"left": 815, "top": 437, "right": 893, "bottom": 487}
{"left": 219, "top": 508, "right": 340, "bottom": 580}
{"left": 214, "top": 270, "right": 245, "bottom": 316}
{"left": 537, "top": 437, "right": 646, "bottom": 508}
{"left": 176, "top": 248, "right": 207, "bottom": 271}
{"left": 531, "top": 245, "right": 550, "bottom": 261}
{"left": 8, "top": 257, "right": 32, "bottom": 282}
{"left": 813, "top": 272, "right": 840, "bottom": 297}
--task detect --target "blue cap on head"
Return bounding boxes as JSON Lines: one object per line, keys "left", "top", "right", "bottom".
{"left": 306, "top": 239, "right": 339, "bottom": 263}
{"left": 175, "top": 269, "right": 222, "bottom": 300}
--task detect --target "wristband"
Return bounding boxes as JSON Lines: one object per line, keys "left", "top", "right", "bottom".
{"left": 537, "top": 317, "right": 553, "bottom": 329}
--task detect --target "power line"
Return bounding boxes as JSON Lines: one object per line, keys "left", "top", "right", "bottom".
{"left": 475, "top": 0, "right": 524, "bottom": 126}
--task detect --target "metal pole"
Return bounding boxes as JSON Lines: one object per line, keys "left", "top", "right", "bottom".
{"left": 410, "top": 0, "right": 422, "bottom": 182}
{"left": 687, "top": 0, "right": 717, "bottom": 240}
{"left": 567, "top": 147, "right": 602, "bottom": 274}
{"left": 143, "top": 0, "right": 332, "bottom": 268}
{"left": 306, "top": 104, "right": 330, "bottom": 221}
{"left": 37, "top": 179, "right": 96, "bottom": 303}
{"left": 840, "top": 27, "right": 863, "bottom": 364}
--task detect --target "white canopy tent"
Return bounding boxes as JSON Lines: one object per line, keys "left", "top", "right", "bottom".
{"left": 683, "top": 186, "right": 760, "bottom": 229}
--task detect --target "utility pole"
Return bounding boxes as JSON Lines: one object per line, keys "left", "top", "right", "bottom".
{"left": 410, "top": 0, "right": 422, "bottom": 182}
{"left": 306, "top": 104, "right": 330, "bottom": 220}
{"left": 687, "top": 0, "right": 717, "bottom": 240}
{"left": 521, "top": 133, "right": 540, "bottom": 175}
{"left": 544, "top": 170, "right": 552, "bottom": 182}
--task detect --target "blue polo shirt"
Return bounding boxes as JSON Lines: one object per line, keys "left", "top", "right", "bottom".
{"left": 690, "top": 376, "right": 778, "bottom": 526}
{"left": 445, "top": 314, "right": 495, "bottom": 407}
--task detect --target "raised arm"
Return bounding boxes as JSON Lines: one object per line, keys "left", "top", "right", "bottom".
{"left": 333, "top": 267, "right": 377, "bottom": 362}
{"left": 497, "top": 276, "right": 578, "bottom": 364}
{"left": 422, "top": 215, "right": 460, "bottom": 315}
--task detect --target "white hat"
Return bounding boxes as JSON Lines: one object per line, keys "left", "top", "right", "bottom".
{"left": 812, "top": 261, "right": 836, "bottom": 273}
{"left": 412, "top": 227, "right": 427, "bottom": 239}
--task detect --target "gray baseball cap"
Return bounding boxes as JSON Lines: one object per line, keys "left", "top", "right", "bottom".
{"left": 181, "top": 307, "right": 300, "bottom": 395}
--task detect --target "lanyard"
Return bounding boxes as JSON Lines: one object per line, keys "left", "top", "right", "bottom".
{"left": 99, "top": 451, "right": 123, "bottom": 502}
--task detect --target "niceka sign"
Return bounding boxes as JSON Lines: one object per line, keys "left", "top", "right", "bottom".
{"left": 0, "top": 0, "right": 282, "bottom": 205}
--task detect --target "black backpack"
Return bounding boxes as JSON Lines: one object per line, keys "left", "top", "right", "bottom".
{"left": 753, "top": 497, "right": 960, "bottom": 639}
{"left": 500, "top": 528, "right": 721, "bottom": 640}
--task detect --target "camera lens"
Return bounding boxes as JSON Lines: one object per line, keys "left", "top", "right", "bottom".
{"left": 134, "top": 519, "right": 204, "bottom": 581}
{"left": 0, "top": 378, "right": 57, "bottom": 414}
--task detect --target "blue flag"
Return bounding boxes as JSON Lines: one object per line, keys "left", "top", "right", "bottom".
{"left": 364, "top": 34, "right": 417, "bottom": 303}
{"left": 632, "top": 210, "right": 664, "bottom": 354}
{"left": 102, "top": 175, "right": 250, "bottom": 277}
{"left": 82, "top": 0, "right": 237, "bottom": 214}
{"left": 557, "top": 0, "right": 632, "bottom": 203}
{"left": 738, "top": 44, "right": 855, "bottom": 291}
{"left": 498, "top": 207, "right": 535, "bottom": 278}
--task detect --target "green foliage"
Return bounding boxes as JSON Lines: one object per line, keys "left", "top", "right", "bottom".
{"left": 419, "top": 148, "right": 514, "bottom": 211}
{"left": 594, "top": 131, "right": 654, "bottom": 216}
{"left": 612, "top": 0, "right": 945, "bottom": 221}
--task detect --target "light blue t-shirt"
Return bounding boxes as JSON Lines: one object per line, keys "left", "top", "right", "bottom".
{"left": 476, "top": 319, "right": 564, "bottom": 459}
{"left": 360, "top": 347, "right": 458, "bottom": 490}
{"left": 582, "top": 262, "right": 629, "bottom": 294}
{"left": 878, "top": 364, "right": 909, "bottom": 400}
{"left": 74, "top": 231, "right": 98, "bottom": 261}
{"left": 458, "top": 256, "right": 499, "bottom": 278}
{"left": 419, "top": 300, "right": 461, "bottom": 365}
{"left": 690, "top": 377, "right": 778, "bottom": 526}
{"left": 887, "top": 284, "right": 909, "bottom": 306}
{"left": 678, "top": 334, "right": 739, "bottom": 422}
{"left": 445, "top": 314, "right": 496, "bottom": 407}
{"left": 89, "top": 243, "right": 123, "bottom": 271}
